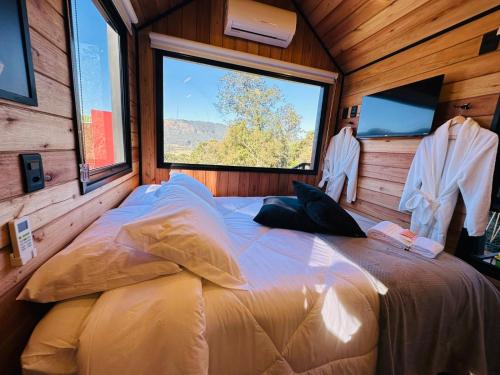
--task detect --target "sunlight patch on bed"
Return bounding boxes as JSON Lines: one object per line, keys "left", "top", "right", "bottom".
{"left": 307, "top": 237, "right": 337, "bottom": 267}
{"left": 145, "top": 185, "right": 160, "bottom": 194}
{"left": 307, "top": 240, "right": 388, "bottom": 296}
{"left": 358, "top": 268, "right": 388, "bottom": 295}
{"left": 321, "top": 287, "right": 361, "bottom": 343}
{"left": 301, "top": 285, "right": 309, "bottom": 310}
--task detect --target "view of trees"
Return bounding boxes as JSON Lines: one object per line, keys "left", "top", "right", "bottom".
{"left": 164, "top": 72, "right": 315, "bottom": 169}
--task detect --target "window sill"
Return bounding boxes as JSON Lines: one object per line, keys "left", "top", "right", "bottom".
{"left": 81, "top": 163, "right": 132, "bottom": 194}
{"left": 159, "top": 162, "right": 318, "bottom": 175}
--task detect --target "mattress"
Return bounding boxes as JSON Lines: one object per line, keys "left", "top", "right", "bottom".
{"left": 23, "top": 196, "right": 381, "bottom": 375}
{"left": 22, "top": 195, "right": 500, "bottom": 375}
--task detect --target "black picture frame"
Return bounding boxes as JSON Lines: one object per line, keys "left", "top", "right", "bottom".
{"left": 66, "top": 0, "right": 132, "bottom": 194}
{"left": 155, "top": 50, "right": 330, "bottom": 175}
{"left": 0, "top": 0, "right": 37, "bottom": 106}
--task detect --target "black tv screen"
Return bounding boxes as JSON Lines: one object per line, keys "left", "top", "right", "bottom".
{"left": 356, "top": 75, "right": 444, "bottom": 138}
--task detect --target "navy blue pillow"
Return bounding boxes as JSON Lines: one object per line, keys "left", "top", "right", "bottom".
{"left": 293, "top": 181, "right": 366, "bottom": 238}
{"left": 253, "top": 197, "right": 323, "bottom": 233}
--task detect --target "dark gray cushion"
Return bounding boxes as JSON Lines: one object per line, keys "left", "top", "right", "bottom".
{"left": 293, "top": 181, "right": 366, "bottom": 238}
{"left": 253, "top": 196, "right": 323, "bottom": 233}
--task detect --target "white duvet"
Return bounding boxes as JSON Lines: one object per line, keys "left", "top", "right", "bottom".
{"left": 24, "top": 195, "right": 381, "bottom": 375}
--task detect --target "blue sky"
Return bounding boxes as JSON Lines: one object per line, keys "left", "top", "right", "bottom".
{"left": 72, "top": 0, "right": 114, "bottom": 115}
{"left": 163, "top": 57, "right": 324, "bottom": 131}
{"left": 72, "top": 1, "right": 324, "bottom": 131}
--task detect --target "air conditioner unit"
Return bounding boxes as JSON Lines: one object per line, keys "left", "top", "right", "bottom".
{"left": 224, "top": 0, "right": 297, "bottom": 48}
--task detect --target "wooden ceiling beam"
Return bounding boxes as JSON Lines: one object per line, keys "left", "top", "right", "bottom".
{"left": 306, "top": 0, "right": 343, "bottom": 27}
{"left": 130, "top": 0, "right": 190, "bottom": 29}
{"left": 297, "top": 0, "right": 498, "bottom": 72}
{"left": 322, "top": 0, "right": 397, "bottom": 49}
{"left": 315, "top": 0, "right": 368, "bottom": 37}
{"left": 326, "top": 0, "right": 431, "bottom": 56}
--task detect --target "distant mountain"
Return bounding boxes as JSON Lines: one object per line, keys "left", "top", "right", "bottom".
{"left": 164, "top": 119, "right": 227, "bottom": 152}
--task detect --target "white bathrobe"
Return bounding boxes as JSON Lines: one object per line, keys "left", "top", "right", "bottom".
{"left": 399, "top": 118, "right": 498, "bottom": 244}
{"left": 319, "top": 126, "right": 360, "bottom": 203}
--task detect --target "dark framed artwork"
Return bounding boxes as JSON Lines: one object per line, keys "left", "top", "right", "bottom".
{"left": 0, "top": 0, "right": 37, "bottom": 106}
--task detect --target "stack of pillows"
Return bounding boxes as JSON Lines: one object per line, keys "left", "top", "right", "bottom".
{"left": 254, "top": 181, "right": 366, "bottom": 238}
{"left": 18, "top": 175, "right": 364, "bottom": 306}
{"left": 18, "top": 173, "right": 248, "bottom": 305}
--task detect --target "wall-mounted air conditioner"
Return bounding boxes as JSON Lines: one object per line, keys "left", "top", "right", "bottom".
{"left": 224, "top": 0, "right": 297, "bottom": 48}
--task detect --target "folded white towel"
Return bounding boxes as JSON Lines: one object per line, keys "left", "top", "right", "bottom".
{"left": 367, "top": 221, "right": 444, "bottom": 258}
{"left": 410, "top": 236, "right": 444, "bottom": 259}
{"left": 367, "top": 221, "right": 412, "bottom": 250}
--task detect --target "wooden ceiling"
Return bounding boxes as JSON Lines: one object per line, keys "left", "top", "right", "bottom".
{"left": 129, "top": 0, "right": 187, "bottom": 26}
{"left": 129, "top": 0, "right": 499, "bottom": 73}
{"left": 295, "top": 0, "right": 498, "bottom": 73}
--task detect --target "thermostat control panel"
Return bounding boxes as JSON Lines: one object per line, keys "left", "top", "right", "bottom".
{"left": 9, "top": 217, "right": 37, "bottom": 266}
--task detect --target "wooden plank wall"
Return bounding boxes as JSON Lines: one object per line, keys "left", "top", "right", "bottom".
{"left": 0, "top": 0, "right": 139, "bottom": 373}
{"left": 137, "top": 0, "right": 340, "bottom": 196}
{"left": 337, "top": 10, "right": 500, "bottom": 253}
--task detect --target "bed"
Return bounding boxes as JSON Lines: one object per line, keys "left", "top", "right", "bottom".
{"left": 21, "top": 186, "right": 500, "bottom": 375}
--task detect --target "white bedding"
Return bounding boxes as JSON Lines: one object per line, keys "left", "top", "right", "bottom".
{"left": 23, "top": 194, "right": 381, "bottom": 375}
{"left": 204, "top": 197, "right": 379, "bottom": 374}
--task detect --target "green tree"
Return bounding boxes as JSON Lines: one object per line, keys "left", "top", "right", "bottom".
{"left": 167, "top": 72, "right": 314, "bottom": 168}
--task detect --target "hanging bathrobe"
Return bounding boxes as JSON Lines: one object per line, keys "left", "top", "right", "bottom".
{"left": 318, "top": 126, "right": 360, "bottom": 203}
{"left": 399, "top": 117, "right": 498, "bottom": 244}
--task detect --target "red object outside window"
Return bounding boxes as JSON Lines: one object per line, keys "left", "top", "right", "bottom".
{"left": 83, "top": 109, "right": 115, "bottom": 169}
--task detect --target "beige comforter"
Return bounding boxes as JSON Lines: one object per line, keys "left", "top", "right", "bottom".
{"left": 23, "top": 197, "right": 500, "bottom": 375}
{"left": 76, "top": 197, "right": 380, "bottom": 375}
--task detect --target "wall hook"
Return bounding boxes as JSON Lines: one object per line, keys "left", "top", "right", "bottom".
{"left": 453, "top": 103, "right": 471, "bottom": 110}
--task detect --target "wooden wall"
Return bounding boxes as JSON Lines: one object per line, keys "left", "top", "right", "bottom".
{"left": 0, "top": 0, "right": 139, "bottom": 373}
{"left": 336, "top": 10, "right": 500, "bottom": 253}
{"left": 137, "top": 0, "right": 340, "bottom": 196}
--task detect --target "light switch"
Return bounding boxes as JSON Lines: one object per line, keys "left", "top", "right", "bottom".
{"left": 21, "top": 153, "right": 45, "bottom": 193}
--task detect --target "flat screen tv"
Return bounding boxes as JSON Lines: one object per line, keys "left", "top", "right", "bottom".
{"left": 356, "top": 75, "right": 444, "bottom": 138}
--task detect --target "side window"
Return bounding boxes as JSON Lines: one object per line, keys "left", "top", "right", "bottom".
{"left": 68, "top": 0, "right": 131, "bottom": 193}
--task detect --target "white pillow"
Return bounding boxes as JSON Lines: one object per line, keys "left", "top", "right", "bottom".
{"left": 158, "top": 172, "right": 216, "bottom": 207}
{"left": 116, "top": 184, "right": 248, "bottom": 289}
{"left": 120, "top": 184, "right": 161, "bottom": 207}
{"left": 22, "top": 294, "right": 99, "bottom": 375}
{"left": 18, "top": 206, "right": 181, "bottom": 303}
{"left": 77, "top": 274, "right": 207, "bottom": 375}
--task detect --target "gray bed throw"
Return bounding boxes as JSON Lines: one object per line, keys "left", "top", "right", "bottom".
{"left": 325, "top": 233, "right": 500, "bottom": 375}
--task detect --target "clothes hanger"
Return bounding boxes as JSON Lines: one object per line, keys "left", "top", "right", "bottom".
{"left": 341, "top": 122, "right": 354, "bottom": 131}
{"left": 448, "top": 115, "right": 466, "bottom": 140}
{"left": 450, "top": 115, "right": 466, "bottom": 126}
{"left": 346, "top": 121, "right": 358, "bottom": 137}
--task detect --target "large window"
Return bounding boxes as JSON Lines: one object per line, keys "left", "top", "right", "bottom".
{"left": 157, "top": 53, "right": 328, "bottom": 173}
{"left": 68, "top": 0, "right": 131, "bottom": 193}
